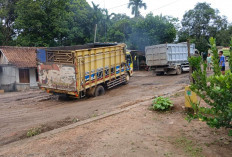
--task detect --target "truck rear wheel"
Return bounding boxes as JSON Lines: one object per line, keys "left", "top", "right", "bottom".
{"left": 176, "top": 66, "right": 182, "bottom": 75}
{"left": 94, "top": 85, "right": 105, "bottom": 97}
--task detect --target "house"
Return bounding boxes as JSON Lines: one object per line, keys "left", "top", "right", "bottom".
{"left": 0, "top": 46, "right": 38, "bottom": 92}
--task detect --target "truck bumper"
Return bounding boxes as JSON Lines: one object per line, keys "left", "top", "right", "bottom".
{"left": 40, "top": 87, "right": 79, "bottom": 98}
{"left": 182, "top": 67, "right": 189, "bottom": 72}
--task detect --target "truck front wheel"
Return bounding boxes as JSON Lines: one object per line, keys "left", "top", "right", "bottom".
{"left": 94, "top": 85, "right": 105, "bottom": 97}
{"left": 122, "top": 73, "right": 130, "bottom": 85}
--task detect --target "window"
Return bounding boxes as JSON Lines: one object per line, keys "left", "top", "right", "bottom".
{"left": 126, "top": 54, "right": 132, "bottom": 64}
{"left": 19, "top": 69, "right": 30, "bottom": 83}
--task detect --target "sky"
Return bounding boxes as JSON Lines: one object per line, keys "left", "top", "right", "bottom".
{"left": 86, "top": 0, "right": 232, "bottom": 23}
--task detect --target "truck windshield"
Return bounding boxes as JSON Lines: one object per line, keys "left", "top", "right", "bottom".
{"left": 126, "top": 55, "right": 132, "bottom": 63}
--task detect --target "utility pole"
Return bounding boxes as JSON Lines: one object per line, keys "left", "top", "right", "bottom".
{"left": 94, "top": 24, "right": 98, "bottom": 43}
{"left": 187, "top": 39, "right": 193, "bottom": 83}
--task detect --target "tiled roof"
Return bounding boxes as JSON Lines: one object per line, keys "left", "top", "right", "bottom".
{"left": 0, "top": 46, "right": 37, "bottom": 68}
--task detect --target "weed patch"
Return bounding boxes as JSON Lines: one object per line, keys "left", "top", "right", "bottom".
{"left": 174, "top": 136, "right": 204, "bottom": 157}
{"left": 27, "top": 127, "right": 42, "bottom": 137}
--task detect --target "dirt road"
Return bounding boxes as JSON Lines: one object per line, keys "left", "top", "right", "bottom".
{"left": 0, "top": 90, "right": 231, "bottom": 157}
{"left": 0, "top": 71, "right": 188, "bottom": 146}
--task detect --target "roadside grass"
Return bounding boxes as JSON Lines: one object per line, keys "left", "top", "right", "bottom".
{"left": 222, "top": 50, "right": 230, "bottom": 57}
{"left": 171, "top": 136, "right": 204, "bottom": 157}
{"left": 27, "top": 127, "right": 42, "bottom": 137}
{"left": 171, "top": 91, "right": 185, "bottom": 98}
{"left": 164, "top": 152, "right": 173, "bottom": 157}
{"left": 26, "top": 117, "right": 79, "bottom": 138}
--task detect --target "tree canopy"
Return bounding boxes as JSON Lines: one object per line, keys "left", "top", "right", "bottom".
{"left": 0, "top": 1, "right": 231, "bottom": 51}
{"left": 179, "top": 2, "right": 231, "bottom": 52}
{"left": 129, "top": 14, "right": 176, "bottom": 50}
{"left": 15, "top": 0, "right": 67, "bottom": 46}
{"left": 0, "top": 0, "right": 18, "bottom": 45}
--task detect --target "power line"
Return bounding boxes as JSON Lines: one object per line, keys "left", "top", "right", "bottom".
{"left": 90, "top": 0, "right": 182, "bottom": 16}
{"left": 97, "top": 0, "right": 105, "bottom": 7}
{"left": 108, "top": 3, "right": 129, "bottom": 10}
{"left": 151, "top": 0, "right": 182, "bottom": 12}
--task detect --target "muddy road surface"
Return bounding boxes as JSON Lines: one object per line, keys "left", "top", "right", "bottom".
{"left": 1, "top": 91, "right": 231, "bottom": 157}
{"left": 0, "top": 71, "right": 189, "bottom": 146}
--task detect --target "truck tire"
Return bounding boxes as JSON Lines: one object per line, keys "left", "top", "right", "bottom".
{"left": 176, "top": 66, "right": 182, "bottom": 75}
{"left": 94, "top": 85, "right": 105, "bottom": 97}
{"left": 156, "top": 72, "right": 164, "bottom": 76}
{"left": 123, "top": 74, "right": 130, "bottom": 85}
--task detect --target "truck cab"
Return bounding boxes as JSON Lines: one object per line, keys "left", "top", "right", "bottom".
{"left": 126, "top": 51, "right": 133, "bottom": 76}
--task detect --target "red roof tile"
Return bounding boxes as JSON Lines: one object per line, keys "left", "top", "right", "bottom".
{"left": 0, "top": 46, "right": 38, "bottom": 68}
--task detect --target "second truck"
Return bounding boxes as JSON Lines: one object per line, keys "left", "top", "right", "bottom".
{"left": 145, "top": 43, "right": 195, "bottom": 75}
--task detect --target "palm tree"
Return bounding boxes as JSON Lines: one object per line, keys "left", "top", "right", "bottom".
{"left": 128, "top": 0, "right": 147, "bottom": 17}
{"left": 102, "top": 9, "right": 115, "bottom": 40}
{"left": 91, "top": 2, "right": 103, "bottom": 22}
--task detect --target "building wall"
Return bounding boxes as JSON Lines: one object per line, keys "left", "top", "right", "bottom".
{"left": 15, "top": 83, "right": 30, "bottom": 91}
{"left": 15, "top": 68, "right": 38, "bottom": 90}
{"left": 0, "top": 66, "right": 17, "bottom": 91}
{"left": 14, "top": 68, "right": 38, "bottom": 86}
{"left": 29, "top": 68, "right": 38, "bottom": 87}
{"left": 0, "top": 66, "right": 38, "bottom": 91}
{"left": 15, "top": 68, "right": 19, "bottom": 83}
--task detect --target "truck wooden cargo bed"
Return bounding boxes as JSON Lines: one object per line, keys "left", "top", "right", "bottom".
{"left": 37, "top": 43, "right": 131, "bottom": 98}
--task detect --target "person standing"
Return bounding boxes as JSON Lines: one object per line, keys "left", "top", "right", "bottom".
{"left": 202, "top": 52, "right": 208, "bottom": 63}
{"left": 219, "top": 51, "right": 225, "bottom": 75}
{"left": 207, "top": 53, "right": 211, "bottom": 71}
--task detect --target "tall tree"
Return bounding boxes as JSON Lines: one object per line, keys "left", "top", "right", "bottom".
{"left": 101, "top": 9, "right": 115, "bottom": 41}
{"left": 108, "top": 17, "right": 134, "bottom": 43}
{"left": 179, "top": 2, "right": 228, "bottom": 52}
{"left": 216, "top": 25, "right": 232, "bottom": 47}
{"left": 129, "top": 14, "right": 176, "bottom": 50}
{"left": 14, "top": 0, "right": 68, "bottom": 46}
{"left": 62, "top": 0, "right": 96, "bottom": 45}
{"left": 0, "top": 0, "right": 18, "bottom": 45}
{"left": 128, "top": 0, "right": 147, "bottom": 18}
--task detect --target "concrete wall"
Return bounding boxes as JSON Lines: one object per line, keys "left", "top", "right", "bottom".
{"left": 29, "top": 68, "right": 38, "bottom": 87}
{"left": 15, "top": 68, "right": 19, "bottom": 84}
{"left": 15, "top": 83, "right": 30, "bottom": 91}
{"left": 0, "top": 66, "right": 38, "bottom": 91}
{"left": 0, "top": 66, "right": 17, "bottom": 91}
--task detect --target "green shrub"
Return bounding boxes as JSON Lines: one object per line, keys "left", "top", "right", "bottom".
{"left": 152, "top": 97, "right": 173, "bottom": 111}
{"left": 187, "top": 37, "right": 232, "bottom": 136}
{"left": 27, "top": 127, "right": 42, "bottom": 137}
{"left": 229, "top": 38, "right": 232, "bottom": 71}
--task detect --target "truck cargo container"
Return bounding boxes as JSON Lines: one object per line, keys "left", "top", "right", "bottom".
{"left": 37, "top": 43, "right": 133, "bottom": 98}
{"left": 145, "top": 43, "right": 195, "bottom": 75}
